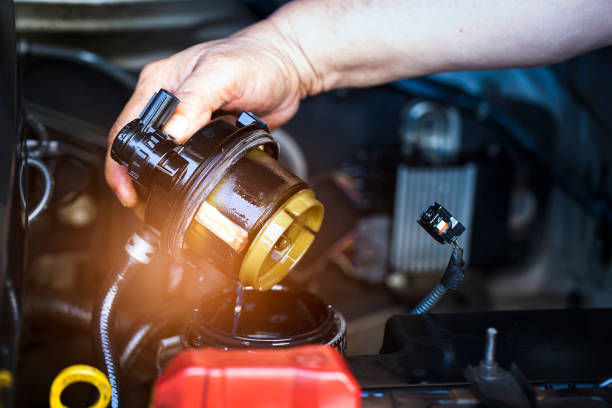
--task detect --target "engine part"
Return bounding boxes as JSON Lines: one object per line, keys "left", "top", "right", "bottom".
{"left": 24, "top": 288, "right": 92, "bottom": 331}
{"left": 92, "top": 226, "right": 159, "bottom": 408}
{"left": 390, "top": 165, "right": 475, "bottom": 275}
{"left": 411, "top": 246, "right": 465, "bottom": 314}
{"left": 354, "top": 215, "right": 391, "bottom": 283}
{"left": 15, "top": 0, "right": 242, "bottom": 32}
{"left": 15, "top": 0, "right": 258, "bottom": 70}
{"left": 399, "top": 100, "right": 461, "bottom": 163}
{"left": 18, "top": 157, "right": 53, "bottom": 223}
{"left": 49, "top": 365, "right": 111, "bottom": 408}
{"left": 393, "top": 78, "right": 612, "bottom": 229}
{"left": 350, "top": 308, "right": 612, "bottom": 388}
{"left": 464, "top": 327, "right": 537, "bottom": 408}
{"left": 1, "top": 7, "right": 26, "bottom": 405}
{"left": 182, "top": 285, "right": 347, "bottom": 353}
{"left": 19, "top": 41, "right": 137, "bottom": 90}
{"left": 119, "top": 303, "right": 192, "bottom": 378}
{"left": 356, "top": 317, "right": 612, "bottom": 407}
{"left": 271, "top": 128, "right": 309, "bottom": 181}
{"left": 151, "top": 346, "right": 360, "bottom": 408}
{"left": 410, "top": 202, "right": 466, "bottom": 314}
{"left": 111, "top": 89, "right": 324, "bottom": 291}
{"left": 417, "top": 202, "right": 465, "bottom": 245}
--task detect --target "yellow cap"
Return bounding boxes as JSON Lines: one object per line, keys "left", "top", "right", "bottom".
{"left": 49, "top": 364, "right": 111, "bottom": 408}
{"left": 239, "top": 189, "right": 324, "bottom": 291}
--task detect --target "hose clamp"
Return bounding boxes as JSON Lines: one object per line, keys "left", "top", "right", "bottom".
{"left": 125, "top": 232, "right": 156, "bottom": 264}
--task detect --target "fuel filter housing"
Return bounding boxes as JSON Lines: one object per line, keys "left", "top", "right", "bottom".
{"left": 111, "top": 89, "right": 324, "bottom": 290}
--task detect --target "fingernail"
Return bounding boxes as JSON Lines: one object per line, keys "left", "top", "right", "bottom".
{"left": 164, "top": 115, "right": 189, "bottom": 142}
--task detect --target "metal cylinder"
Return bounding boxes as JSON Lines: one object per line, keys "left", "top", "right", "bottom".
{"left": 484, "top": 327, "right": 497, "bottom": 365}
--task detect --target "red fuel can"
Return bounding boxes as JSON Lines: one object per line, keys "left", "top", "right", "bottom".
{"left": 152, "top": 345, "right": 361, "bottom": 408}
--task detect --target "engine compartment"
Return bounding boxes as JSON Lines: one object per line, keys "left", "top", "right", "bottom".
{"left": 3, "top": 1, "right": 612, "bottom": 406}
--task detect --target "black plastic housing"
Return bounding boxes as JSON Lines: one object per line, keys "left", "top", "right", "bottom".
{"left": 417, "top": 202, "right": 465, "bottom": 245}
{"left": 111, "top": 90, "right": 310, "bottom": 278}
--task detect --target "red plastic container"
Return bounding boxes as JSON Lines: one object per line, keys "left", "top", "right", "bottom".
{"left": 152, "top": 345, "right": 361, "bottom": 408}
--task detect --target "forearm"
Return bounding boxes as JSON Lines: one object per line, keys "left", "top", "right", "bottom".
{"left": 106, "top": 0, "right": 611, "bottom": 206}
{"left": 266, "top": 0, "right": 612, "bottom": 94}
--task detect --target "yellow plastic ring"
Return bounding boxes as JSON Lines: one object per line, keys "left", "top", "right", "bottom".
{"left": 49, "top": 365, "right": 111, "bottom": 408}
{"left": 239, "top": 189, "right": 324, "bottom": 291}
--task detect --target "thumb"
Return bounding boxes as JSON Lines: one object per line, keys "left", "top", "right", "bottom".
{"left": 163, "top": 67, "right": 235, "bottom": 143}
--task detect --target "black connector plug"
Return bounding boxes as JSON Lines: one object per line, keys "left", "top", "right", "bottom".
{"left": 417, "top": 202, "right": 465, "bottom": 245}
{"left": 110, "top": 89, "right": 187, "bottom": 191}
{"left": 412, "top": 202, "right": 467, "bottom": 315}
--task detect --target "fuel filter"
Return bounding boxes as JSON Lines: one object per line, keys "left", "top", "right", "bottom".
{"left": 111, "top": 89, "right": 323, "bottom": 290}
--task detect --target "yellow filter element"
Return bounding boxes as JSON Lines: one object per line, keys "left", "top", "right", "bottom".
{"left": 49, "top": 365, "right": 111, "bottom": 408}
{"left": 239, "top": 189, "right": 324, "bottom": 291}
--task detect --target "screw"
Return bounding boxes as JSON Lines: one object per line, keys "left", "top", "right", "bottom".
{"left": 484, "top": 327, "right": 497, "bottom": 365}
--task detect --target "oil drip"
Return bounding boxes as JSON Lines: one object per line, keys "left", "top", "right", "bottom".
{"left": 232, "top": 284, "right": 244, "bottom": 336}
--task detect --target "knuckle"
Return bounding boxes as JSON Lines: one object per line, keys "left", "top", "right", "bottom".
{"left": 177, "top": 87, "right": 206, "bottom": 108}
{"left": 138, "top": 59, "right": 166, "bottom": 83}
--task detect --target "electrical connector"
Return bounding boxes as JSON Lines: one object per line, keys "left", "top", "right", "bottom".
{"left": 412, "top": 202, "right": 467, "bottom": 315}
{"left": 417, "top": 202, "right": 465, "bottom": 245}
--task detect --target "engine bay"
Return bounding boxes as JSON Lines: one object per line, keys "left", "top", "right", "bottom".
{"left": 2, "top": 1, "right": 612, "bottom": 407}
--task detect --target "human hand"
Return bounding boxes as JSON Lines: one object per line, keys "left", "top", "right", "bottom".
{"left": 105, "top": 21, "right": 320, "bottom": 208}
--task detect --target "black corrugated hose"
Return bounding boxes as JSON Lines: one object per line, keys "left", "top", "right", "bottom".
{"left": 92, "top": 226, "right": 158, "bottom": 408}
{"left": 411, "top": 246, "right": 465, "bottom": 314}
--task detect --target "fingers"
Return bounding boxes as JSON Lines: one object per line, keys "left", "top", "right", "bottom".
{"left": 163, "top": 62, "right": 237, "bottom": 143}
{"left": 106, "top": 85, "right": 161, "bottom": 208}
{"left": 105, "top": 151, "right": 138, "bottom": 207}
{"left": 106, "top": 43, "right": 268, "bottom": 208}
{"left": 106, "top": 62, "right": 227, "bottom": 205}
{"left": 106, "top": 60, "right": 182, "bottom": 207}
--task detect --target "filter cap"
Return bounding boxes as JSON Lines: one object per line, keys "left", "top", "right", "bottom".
{"left": 239, "top": 189, "right": 324, "bottom": 291}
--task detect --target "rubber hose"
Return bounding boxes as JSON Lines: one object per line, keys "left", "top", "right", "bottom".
{"left": 20, "top": 41, "right": 137, "bottom": 90}
{"left": 4, "top": 278, "right": 20, "bottom": 346}
{"left": 119, "top": 321, "right": 156, "bottom": 376}
{"left": 120, "top": 304, "right": 191, "bottom": 376}
{"left": 411, "top": 284, "right": 447, "bottom": 315}
{"left": 411, "top": 247, "right": 465, "bottom": 315}
{"left": 25, "top": 111, "right": 50, "bottom": 159}
{"left": 93, "top": 227, "right": 158, "bottom": 408}
{"left": 92, "top": 253, "right": 141, "bottom": 408}
{"left": 25, "top": 289, "right": 92, "bottom": 331}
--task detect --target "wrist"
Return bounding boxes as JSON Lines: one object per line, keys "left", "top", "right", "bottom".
{"left": 262, "top": 0, "right": 431, "bottom": 94}
{"left": 227, "top": 18, "right": 322, "bottom": 103}
{"left": 263, "top": 2, "right": 330, "bottom": 98}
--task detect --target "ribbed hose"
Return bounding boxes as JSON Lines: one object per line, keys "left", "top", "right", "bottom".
{"left": 411, "top": 284, "right": 448, "bottom": 314}
{"left": 93, "top": 228, "right": 158, "bottom": 408}
{"left": 411, "top": 247, "right": 465, "bottom": 315}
